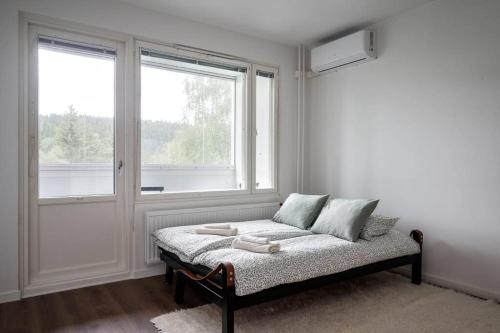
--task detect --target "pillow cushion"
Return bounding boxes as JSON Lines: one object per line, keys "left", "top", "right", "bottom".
{"left": 273, "top": 193, "right": 329, "bottom": 229}
{"left": 359, "top": 215, "right": 399, "bottom": 241}
{"left": 310, "top": 198, "right": 379, "bottom": 241}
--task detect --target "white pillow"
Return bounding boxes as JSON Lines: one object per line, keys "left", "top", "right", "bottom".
{"left": 359, "top": 215, "right": 399, "bottom": 240}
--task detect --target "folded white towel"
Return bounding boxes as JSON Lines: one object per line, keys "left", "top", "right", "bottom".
{"left": 203, "top": 223, "right": 231, "bottom": 230}
{"left": 239, "top": 234, "right": 270, "bottom": 245}
{"left": 232, "top": 238, "right": 280, "bottom": 253}
{"left": 195, "top": 227, "right": 238, "bottom": 236}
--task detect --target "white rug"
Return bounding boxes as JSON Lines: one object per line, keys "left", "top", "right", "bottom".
{"left": 151, "top": 272, "right": 500, "bottom": 333}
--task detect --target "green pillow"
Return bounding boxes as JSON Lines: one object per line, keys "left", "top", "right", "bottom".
{"left": 310, "top": 198, "right": 379, "bottom": 241}
{"left": 273, "top": 193, "right": 329, "bottom": 229}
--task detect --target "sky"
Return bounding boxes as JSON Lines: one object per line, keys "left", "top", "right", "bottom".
{"left": 38, "top": 47, "right": 186, "bottom": 123}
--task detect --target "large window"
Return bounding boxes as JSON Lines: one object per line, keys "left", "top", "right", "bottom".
{"left": 139, "top": 43, "right": 277, "bottom": 196}
{"left": 37, "top": 37, "right": 117, "bottom": 198}
{"left": 140, "top": 47, "right": 247, "bottom": 194}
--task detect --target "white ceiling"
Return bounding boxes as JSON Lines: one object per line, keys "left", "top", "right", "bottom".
{"left": 117, "top": 0, "right": 433, "bottom": 45}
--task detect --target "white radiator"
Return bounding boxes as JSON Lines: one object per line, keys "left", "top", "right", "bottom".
{"left": 145, "top": 202, "right": 280, "bottom": 264}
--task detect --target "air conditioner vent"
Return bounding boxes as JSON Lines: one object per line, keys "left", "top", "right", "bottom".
{"left": 311, "top": 30, "right": 377, "bottom": 74}
{"left": 318, "top": 58, "right": 367, "bottom": 72}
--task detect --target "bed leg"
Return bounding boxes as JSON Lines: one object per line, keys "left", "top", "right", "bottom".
{"left": 221, "top": 262, "right": 235, "bottom": 333}
{"left": 222, "top": 287, "right": 235, "bottom": 333}
{"left": 165, "top": 265, "right": 174, "bottom": 284}
{"left": 410, "top": 230, "right": 423, "bottom": 285}
{"left": 412, "top": 253, "right": 422, "bottom": 285}
{"left": 174, "top": 271, "right": 185, "bottom": 304}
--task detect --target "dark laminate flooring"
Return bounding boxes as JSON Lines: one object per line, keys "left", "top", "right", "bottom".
{"left": 0, "top": 275, "right": 206, "bottom": 332}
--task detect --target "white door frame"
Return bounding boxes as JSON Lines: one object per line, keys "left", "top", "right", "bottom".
{"left": 19, "top": 13, "right": 134, "bottom": 297}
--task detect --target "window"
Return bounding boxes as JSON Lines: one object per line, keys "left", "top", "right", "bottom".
{"left": 140, "top": 47, "right": 247, "bottom": 194}
{"left": 138, "top": 43, "right": 277, "bottom": 197}
{"left": 37, "top": 37, "right": 117, "bottom": 198}
{"left": 255, "top": 69, "right": 277, "bottom": 190}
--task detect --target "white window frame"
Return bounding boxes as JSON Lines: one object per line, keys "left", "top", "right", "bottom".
{"left": 29, "top": 25, "right": 127, "bottom": 205}
{"left": 252, "top": 65, "right": 279, "bottom": 194}
{"left": 134, "top": 40, "right": 279, "bottom": 201}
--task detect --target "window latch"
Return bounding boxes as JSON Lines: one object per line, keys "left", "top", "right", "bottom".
{"left": 117, "top": 160, "right": 124, "bottom": 175}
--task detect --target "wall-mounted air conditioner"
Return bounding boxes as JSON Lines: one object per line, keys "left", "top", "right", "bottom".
{"left": 311, "top": 30, "right": 376, "bottom": 74}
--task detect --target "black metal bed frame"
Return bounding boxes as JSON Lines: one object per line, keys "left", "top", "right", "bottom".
{"left": 159, "top": 229, "right": 423, "bottom": 333}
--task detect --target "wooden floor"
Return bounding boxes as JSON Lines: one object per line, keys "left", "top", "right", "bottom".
{"left": 0, "top": 276, "right": 206, "bottom": 333}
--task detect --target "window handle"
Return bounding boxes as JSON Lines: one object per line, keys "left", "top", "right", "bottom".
{"left": 117, "top": 160, "right": 124, "bottom": 175}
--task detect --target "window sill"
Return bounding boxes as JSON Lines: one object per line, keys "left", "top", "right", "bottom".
{"left": 135, "top": 189, "right": 280, "bottom": 205}
{"left": 39, "top": 195, "right": 117, "bottom": 206}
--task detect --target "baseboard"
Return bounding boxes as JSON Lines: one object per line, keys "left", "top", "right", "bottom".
{"left": 18, "top": 264, "right": 500, "bottom": 303}
{"left": 22, "top": 266, "right": 165, "bottom": 299}
{"left": 392, "top": 267, "right": 500, "bottom": 302}
{"left": 23, "top": 270, "right": 130, "bottom": 298}
{"left": 134, "top": 264, "right": 500, "bottom": 302}
{"left": 0, "top": 290, "right": 21, "bottom": 304}
{"left": 131, "top": 264, "right": 165, "bottom": 279}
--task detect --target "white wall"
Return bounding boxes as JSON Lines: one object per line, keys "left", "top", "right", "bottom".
{"left": 0, "top": 0, "right": 297, "bottom": 299}
{"left": 305, "top": 0, "right": 500, "bottom": 300}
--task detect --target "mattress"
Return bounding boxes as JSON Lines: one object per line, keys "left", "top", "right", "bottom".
{"left": 154, "top": 221, "right": 420, "bottom": 296}
{"left": 153, "top": 219, "right": 312, "bottom": 263}
{"left": 193, "top": 230, "right": 420, "bottom": 296}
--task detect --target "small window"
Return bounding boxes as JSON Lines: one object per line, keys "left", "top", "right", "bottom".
{"left": 254, "top": 69, "right": 277, "bottom": 191}
{"left": 140, "top": 48, "right": 248, "bottom": 194}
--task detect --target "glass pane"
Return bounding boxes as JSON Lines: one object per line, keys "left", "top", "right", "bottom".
{"left": 255, "top": 73, "right": 275, "bottom": 190}
{"left": 140, "top": 55, "right": 244, "bottom": 194}
{"left": 38, "top": 43, "right": 115, "bottom": 198}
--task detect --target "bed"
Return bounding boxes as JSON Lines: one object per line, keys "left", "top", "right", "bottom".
{"left": 154, "top": 220, "right": 423, "bottom": 333}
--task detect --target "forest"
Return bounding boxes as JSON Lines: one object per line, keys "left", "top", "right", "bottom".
{"left": 39, "top": 76, "right": 234, "bottom": 167}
